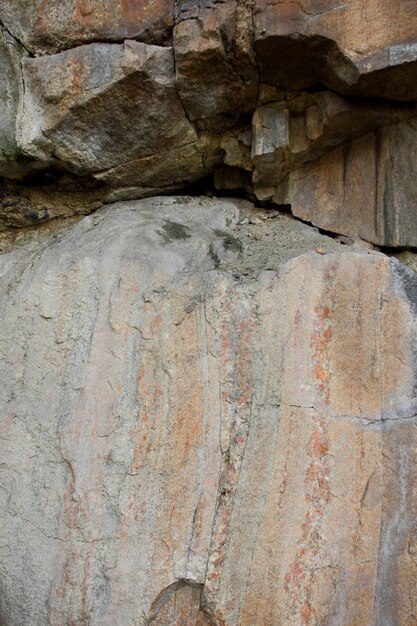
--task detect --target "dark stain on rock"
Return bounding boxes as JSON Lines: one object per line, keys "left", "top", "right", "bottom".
{"left": 23, "top": 208, "right": 41, "bottom": 221}
{"left": 208, "top": 243, "right": 221, "bottom": 268}
{"left": 159, "top": 220, "right": 191, "bottom": 244}
{"left": 212, "top": 229, "right": 243, "bottom": 253}
{"left": 393, "top": 260, "right": 417, "bottom": 315}
{"left": 392, "top": 259, "right": 417, "bottom": 402}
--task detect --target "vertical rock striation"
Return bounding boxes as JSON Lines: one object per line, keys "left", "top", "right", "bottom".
{"left": 2, "top": 1, "right": 417, "bottom": 624}
{"left": 1, "top": 198, "right": 417, "bottom": 624}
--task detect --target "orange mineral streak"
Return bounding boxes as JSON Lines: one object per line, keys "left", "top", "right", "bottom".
{"left": 311, "top": 263, "right": 337, "bottom": 408}
{"left": 284, "top": 411, "right": 332, "bottom": 625}
{"left": 283, "top": 262, "right": 337, "bottom": 625}
{"left": 33, "top": 0, "right": 52, "bottom": 37}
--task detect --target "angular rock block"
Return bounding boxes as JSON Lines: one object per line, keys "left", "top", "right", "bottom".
{"left": 1, "top": 198, "right": 417, "bottom": 625}
{"left": 18, "top": 40, "right": 197, "bottom": 176}
{"left": 2, "top": 0, "right": 417, "bottom": 243}
{"left": 251, "top": 92, "right": 416, "bottom": 196}
{"left": 254, "top": 0, "right": 417, "bottom": 99}
{"left": 274, "top": 118, "right": 417, "bottom": 247}
{"left": 0, "top": 0, "right": 174, "bottom": 54}
{"left": 174, "top": 0, "right": 258, "bottom": 131}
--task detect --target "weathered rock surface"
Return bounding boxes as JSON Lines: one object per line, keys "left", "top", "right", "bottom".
{"left": 254, "top": 0, "right": 417, "bottom": 99}
{"left": 0, "top": 173, "right": 106, "bottom": 231}
{"left": 0, "top": 0, "right": 174, "bottom": 54}
{"left": 251, "top": 92, "right": 416, "bottom": 197}
{"left": 1, "top": 0, "right": 417, "bottom": 246}
{"left": 0, "top": 26, "right": 39, "bottom": 180}
{"left": 1, "top": 197, "right": 417, "bottom": 625}
{"left": 18, "top": 40, "right": 197, "bottom": 174}
{"left": 173, "top": 0, "right": 258, "bottom": 131}
{"left": 3, "top": 2, "right": 417, "bottom": 621}
{"left": 274, "top": 117, "right": 417, "bottom": 247}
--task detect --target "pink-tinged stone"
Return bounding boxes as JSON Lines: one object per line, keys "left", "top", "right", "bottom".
{"left": 0, "top": 0, "right": 174, "bottom": 54}
{"left": 254, "top": 0, "right": 417, "bottom": 99}
{"left": 1, "top": 198, "right": 417, "bottom": 625}
{"left": 203, "top": 253, "right": 417, "bottom": 626}
{"left": 274, "top": 117, "right": 417, "bottom": 247}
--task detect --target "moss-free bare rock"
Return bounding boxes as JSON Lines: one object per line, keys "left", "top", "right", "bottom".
{"left": 254, "top": 0, "right": 417, "bottom": 99}
{"left": 1, "top": 198, "right": 417, "bottom": 625}
{"left": 173, "top": 0, "right": 258, "bottom": 131}
{"left": 18, "top": 41, "right": 196, "bottom": 175}
{"left": 274, "top": 117, "right": 417, "bottom": 247}
{"left": 0, "top": 0, "right": 173, "bottom": 54}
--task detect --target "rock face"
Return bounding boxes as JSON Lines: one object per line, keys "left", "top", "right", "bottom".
{"left": 1, "top": 197, "right": 417, "bottom": 625}
{"left": 18, "top": 41, "right": 196, "bottom": 173}
{"left": 0, "top": 0, "right": 174, "bottom": 54}
{"left": 2, "top": 3, "right": 417, "bottom": 625}
{"left": 2, "top": 0, "right": 417, "bottom": 244}
{"left": 173, "top": 0, "right": 258, "bottom": 131}
{"left": 254, "top": 0, "right": 417, "bottom": 99}
{"left": 0, "top": 27, "right": 35, "bottom": 180}
{"left": 274, "top": 117, "right": 417, "bottom": 247}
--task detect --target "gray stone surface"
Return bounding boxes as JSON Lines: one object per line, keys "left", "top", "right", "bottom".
{"left": 0, "top": 27, "right": 35, "bottom": 179}
{"left": 17, "top": 41, "right": 197, "bottom": 174}
{"left": 1, "top": 197, "right": 417, "bottom": 625}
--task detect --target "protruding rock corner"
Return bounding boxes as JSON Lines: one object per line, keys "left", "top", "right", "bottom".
{"left": 1, "top": 2, "right": 417, "bottom": 626}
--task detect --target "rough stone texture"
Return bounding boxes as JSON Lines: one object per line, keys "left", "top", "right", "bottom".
{"left": 0, "top": 29, "right": 21, "bottom": 168}
{"left": 1, "top": 0, "right": 417, "bottom": 243}
{"left": 3, "top": 2, "right": 417, "bottom": 621}
{"left": 0, "top": 27, "right": 39, "bottom": 180}
{"left": 7, "top": 35, "right": 417, "bottom": 246}
{"left": 173, "top": 0, "right": 258, "bottom": 131}
{"left": 1, "top": 197, "right": 417, "bottom": 625}
{"left": 18, "top": 40, "right": 197, "bottom": 175}
{"left": 203, "top": 251, "right": 417, "bottom": 626}
{"left": 0, "top": 174, "right": 107, "bottom": 231}
{"left": 254, "top": 0, "right": 417, "bottom": 99}
{"left": 0, "top": 197, "right": 239, "bottom": 626}
{"left": 0, "top": 0, "right": 174, "bottom": 54}
{"left": 251, "top": 92, "right": 416, "bottom": 198}
{"left": 95, "top": 134, "right": 223, "bottom": 194}
{"left": 274, "top": 117, "right": 417, "bottom": 247}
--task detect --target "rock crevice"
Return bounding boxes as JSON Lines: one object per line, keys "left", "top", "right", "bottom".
{"left": 2, "top": 1, "right": 417, "bottom": 247}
